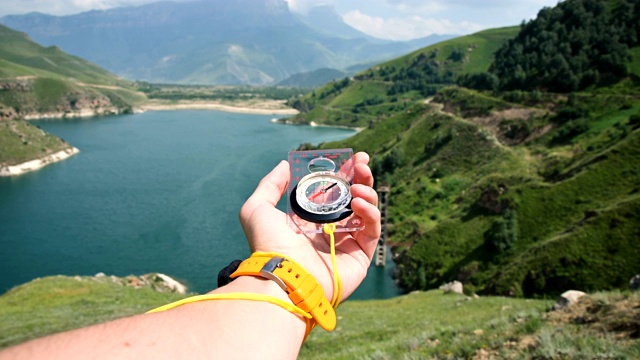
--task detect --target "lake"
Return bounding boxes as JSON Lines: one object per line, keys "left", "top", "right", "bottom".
{"left": 0, "top": 110, "right": 402, "bottom": 300}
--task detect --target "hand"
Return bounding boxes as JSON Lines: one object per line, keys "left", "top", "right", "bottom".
{"left": 239, "top": 152, "right": 381, "bottom": 301}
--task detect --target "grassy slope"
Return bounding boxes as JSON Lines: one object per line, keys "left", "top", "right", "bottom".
{"left": 1, "top": 276, "right": 637, "bottom": 359}
{"left": 288, "top": 27, "right": 519, "bottom": 128}
{"left": 0, "top": 119, "right": 73, "bottom": 166}
{"left": 380, "top": 26, "right": 518, "bottom": 76}
{"left": 292, "top": 26, "right": 640, "bottom": 297}
{"left": 0, "top": 24, "right": 147, "bottom": 167}
{"left": 0, "top": 25, "right": 128, "bottom": 86}
{"left": 325, "top": 85, "right": 640, "bottom": 297}
{"left": 0, "top": 24, "right": 146, "bottom": 111}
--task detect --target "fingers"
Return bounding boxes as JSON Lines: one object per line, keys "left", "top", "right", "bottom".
{"left": 353, "top": 163, "right": 373, "bottom": 187}
{"left": 353, "top": 152, "right": 373, "bottom": 187}
{"left": 351, "top": 184, "right": 378, "bottom": 207}
{"left": 239, "top": 160, "right": 289, "bottom": 223}
{"left": 354, "top": 151, "right": 370, "bottom": 166}
{"left": 350, "top": 197, "right": 381, "bottom": 259}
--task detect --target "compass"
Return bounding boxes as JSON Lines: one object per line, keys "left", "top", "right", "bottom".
{"left": 290, "top": 171, "right": 353, "bottom": 223}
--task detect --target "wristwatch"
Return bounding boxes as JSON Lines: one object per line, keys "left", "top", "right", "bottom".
{"left": 230, "top": 253, "right": 337, "bottom": 331}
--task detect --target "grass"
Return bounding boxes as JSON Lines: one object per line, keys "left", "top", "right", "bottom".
{"left": 300, "top": 289, "right": 639, "bottom": 359}
{"left": 379, "top": 27, "right": 519, "bottom": 78}
{"left": 0, "top": 119, "right": 72, "bottom": 166}
{"left": 0, "top": 25, "right": 131, "bottom": 87}
{"left": 1, "top": 277, "right": 636, "bottom": 358}
{"left": 629, "top": 46, "right": 640, "bottom": 77}
{"left": 315, "top": 80, "right": 640, "bottom": 298}
{"left": 0, "top": 276, "right": 187, "bottom": 348}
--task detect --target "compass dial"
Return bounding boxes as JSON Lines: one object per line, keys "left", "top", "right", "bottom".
{"left": 290, "top": 172, "right": 353, "bottom": 223}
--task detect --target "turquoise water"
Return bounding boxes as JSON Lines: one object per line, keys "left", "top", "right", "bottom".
{"left": 0, "top": 110, "right": 402, "bottom": 299}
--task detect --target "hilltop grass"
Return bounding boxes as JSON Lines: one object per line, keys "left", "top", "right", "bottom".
{"left": 378, "top": 27, "right": 519, "bottom": 79}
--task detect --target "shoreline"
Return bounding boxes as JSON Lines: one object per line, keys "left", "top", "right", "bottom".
{"left": 0, "top": 147, "right": 80, "bottom": 177}
{"left": 272, "top": 119, "right": 364, "bottom": 133}
{"left": 140, "top": 101, "right": 299, "bottom": 115}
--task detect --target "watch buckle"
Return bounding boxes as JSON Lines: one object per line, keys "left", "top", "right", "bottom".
{"left": 260, "top": 257, "right": 287, "bottom": 291}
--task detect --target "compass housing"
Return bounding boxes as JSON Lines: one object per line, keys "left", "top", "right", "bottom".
{"left": 290, "top": 172, "right": 353, "bottom": 223}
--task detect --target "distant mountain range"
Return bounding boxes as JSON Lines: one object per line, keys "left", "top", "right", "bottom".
{"left": 0, "top": 0, "right": 454, "bottom": 86}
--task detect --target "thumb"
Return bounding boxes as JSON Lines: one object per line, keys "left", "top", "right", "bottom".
{"left": 239, "top": 160, "right": 289, "bottom": 224}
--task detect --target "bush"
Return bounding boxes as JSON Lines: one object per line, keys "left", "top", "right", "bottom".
{"left": 551, "top": 119, "right": 589, "bottom": 144}
{"left": 484, "top": 209, "right": 518, "bottom": 254}
{"left": 628, "top": 113, "right": 640, "bottom": 128}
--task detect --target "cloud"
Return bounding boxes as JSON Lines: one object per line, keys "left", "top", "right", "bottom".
{"left": 285, "top": 0, "right": 335, "bottom": 14}
{"left": 343, "top": 10, "right": 483, "bottom": 40}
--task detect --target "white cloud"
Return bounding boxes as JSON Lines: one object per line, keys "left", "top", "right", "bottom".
{"left": 343, "top": 10, "right": 483, "bottom": 40}
{"left": 285, "top": 0, "right": 335, "bottom": 14}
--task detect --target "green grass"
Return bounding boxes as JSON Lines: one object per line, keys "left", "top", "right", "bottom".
{"left": 2, "top": 277, "right": 636, "bottom": 358}
{"left": 627, "top": 46, "right": 640, "bottom": 77}
{"left": 0, "top": 25, "right": 130, "bottom": 87}
{"left": 0, "top": 276, "right": 187, "bottom": 348}
{"left": 314, "top": 80, "right": 640, "bottom": 298}
{"left": 301, "top": 289, "right": 639, "bottom": 359}
{"left": 0, "top": 119, "right": 72, "bottom": 166}
{"left": 287, "top": 27, "right": 519, "bottom": 128}
{"left": 379, "top": 27, "right": 519, "bottom": 78}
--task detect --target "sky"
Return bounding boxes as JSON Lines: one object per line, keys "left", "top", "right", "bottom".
{"left": 0, "top": 0, "right": 562, "bottom": 41}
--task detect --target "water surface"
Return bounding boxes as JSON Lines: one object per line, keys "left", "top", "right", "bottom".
{"left": 0, "top": 110, "right": 402, "bottom": 299}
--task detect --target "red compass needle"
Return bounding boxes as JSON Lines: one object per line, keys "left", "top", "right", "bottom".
{"left": 309, "top": 182, "right": 338, "bottom": 200}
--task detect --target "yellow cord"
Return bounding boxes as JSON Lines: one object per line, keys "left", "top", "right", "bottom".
{"left": 146, "top": 292, "right": 311, "bottom": 319}
{"left": 323, "top": 223, "right": 342, "bottom": 309}
{"left": 147, "top": 223, "right": 344, "bottom": 339}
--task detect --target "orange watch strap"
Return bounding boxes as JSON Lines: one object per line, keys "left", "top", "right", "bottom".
{"left": 230, "top": 254, "right": 337, "bottom": 331}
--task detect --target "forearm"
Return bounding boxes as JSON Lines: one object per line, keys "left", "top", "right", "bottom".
{"left": 0, "top": 276, "right": 306, "bottom": 360}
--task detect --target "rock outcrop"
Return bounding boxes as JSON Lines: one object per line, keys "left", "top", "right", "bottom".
{"left": 553, "top": 290, "right": 587, "bottom": 310}
{"left": 440, "top": 280, "right": 464, "bottom": 295}
{"left": 91, "top": 272, "right": 188, "bottom": 294}
{"left": 630, "top": 274, "right": 640, "bottom": 291}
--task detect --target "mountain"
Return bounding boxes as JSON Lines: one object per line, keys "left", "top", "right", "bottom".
{"left": 0, "top": 0, "right": 453, "bottom": 85}
{"left": 286, "top": 0, "right": 640, "bottom": 297}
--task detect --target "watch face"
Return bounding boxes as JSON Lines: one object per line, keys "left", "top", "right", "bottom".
{"left": 290, "top": 172, "right": 353, "bottom": 223}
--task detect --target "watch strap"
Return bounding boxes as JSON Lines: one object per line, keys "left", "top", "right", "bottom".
{"left": 230, "top": 253, "right": 337, "bottom": 331}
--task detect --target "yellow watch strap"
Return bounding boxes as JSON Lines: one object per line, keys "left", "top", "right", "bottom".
{"left": 230, "top": 254, "right": 337, "bottom": 331}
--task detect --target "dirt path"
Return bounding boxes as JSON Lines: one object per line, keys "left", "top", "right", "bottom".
{"left": 424, "top": 97, "right": 507, "bottom": 149}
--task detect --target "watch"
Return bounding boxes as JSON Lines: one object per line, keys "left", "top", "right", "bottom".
{"left": 230, "top": 254, "right": 337, "bottom": 331}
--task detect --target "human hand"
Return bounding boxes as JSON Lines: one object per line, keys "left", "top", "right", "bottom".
{"left": 239, "top": 152, "right": 381, "bottom": 302}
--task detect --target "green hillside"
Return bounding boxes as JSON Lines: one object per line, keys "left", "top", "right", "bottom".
{"left": 0, "top": 24, "right": 145, "bottom": 117}
{"left": 0, "top": 26, "right": 125, "bottom": 86}
{"left": 1, "top": 276, "right": 638, "bottom": 358}
{"left": 287, "top": 27, "right": 519, "bottom": 129}
{"left": 287, "top": 0, "right": 640, "bottom": 297}
{"left": 0, "top": 24, "right": 146, "bottom": 169}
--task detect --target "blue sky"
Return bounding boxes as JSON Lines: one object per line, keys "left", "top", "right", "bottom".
{"left": 0, "top": 0, "right": 561, "bottom": 40}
